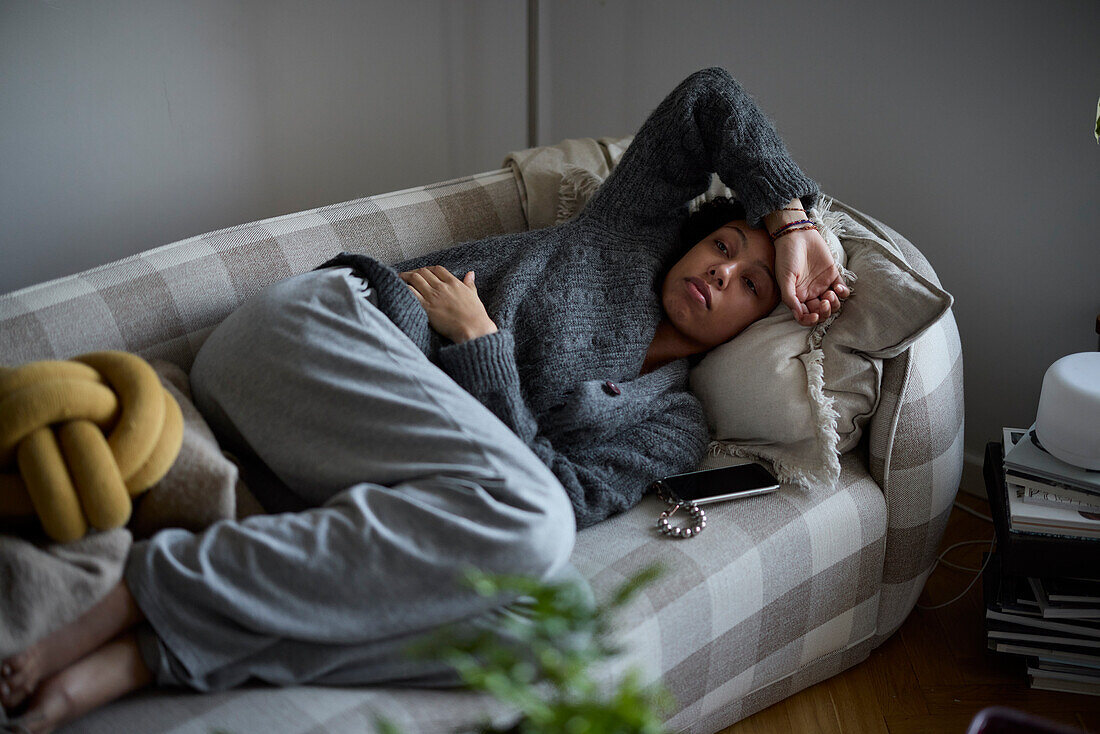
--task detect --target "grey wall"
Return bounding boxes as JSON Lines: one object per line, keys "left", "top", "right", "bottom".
{"left": 541, "top": 0, "right": 1099, "bottom": 487}
{"left": 2, "top": 0, "right": 1097, "bottom": 486}
{"left": 0, "top": 0, "right": 525, "bottom": 293}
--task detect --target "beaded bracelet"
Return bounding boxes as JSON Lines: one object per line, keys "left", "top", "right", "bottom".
{"left": 768, "top": 219, "right": 815, "bottom": 240}
{"left": 652, "top": 481, "right": 707, "bottom": 539}
{"left": 657, "top": 500, "right": 707, "bottom": 539}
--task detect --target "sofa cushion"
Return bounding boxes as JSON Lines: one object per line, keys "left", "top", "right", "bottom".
{"left": 66, "top": 450, "right": 886, "bottom": 734}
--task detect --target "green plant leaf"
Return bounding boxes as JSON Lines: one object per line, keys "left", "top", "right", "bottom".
{"left": 396, "top": 565, "right": 674, "bottom": 734}
{"left": 372, "top": 717, "right": 404, "bottom": 734}
{"left": 609, "top": 564, "right": 664, "bottom": 608}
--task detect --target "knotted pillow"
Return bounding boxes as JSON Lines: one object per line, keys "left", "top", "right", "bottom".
{"left": 0, "top": 351, "right": 184, "bottom": 542}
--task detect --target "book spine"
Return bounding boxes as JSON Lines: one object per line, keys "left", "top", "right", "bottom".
{"left": 1006, "top": 469, "right": 1100, "bottom": 498}
{"left": 1028, "top": 675, "right": 1100, "bottom": 695}
{"left": 1008, "top": 476, "right": 1100, "bottom": 504}
{"left": 1011, "top": 484, "right": 1100, "bottom": 511}
{"left": 1008, "top": 524, "right": 1100, "bottom": 541}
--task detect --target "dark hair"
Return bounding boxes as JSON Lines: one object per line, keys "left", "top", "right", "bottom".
{"left": 670, "top": 197, "right": 769, "bottom": 368}
{"left": 679, "top": 196, "right": 758, "bottom": 248}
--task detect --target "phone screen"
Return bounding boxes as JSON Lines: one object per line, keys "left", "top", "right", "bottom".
{"left": 657, "top": 463, "right": 780, "bottom": 505}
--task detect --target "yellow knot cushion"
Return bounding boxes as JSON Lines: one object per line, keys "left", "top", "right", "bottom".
{"left": 0, "top": 350, "right": 184, "bottom": 542}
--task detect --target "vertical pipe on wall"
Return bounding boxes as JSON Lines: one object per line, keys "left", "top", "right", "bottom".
{"left": 527, "top": 0, "right": 539, "bottom": 147}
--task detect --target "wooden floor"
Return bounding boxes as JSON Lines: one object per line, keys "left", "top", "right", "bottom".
{"left": 719, "top": 492, "right": 1100, "bottom": 734}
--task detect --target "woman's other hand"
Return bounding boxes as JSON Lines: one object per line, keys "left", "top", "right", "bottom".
{"left": 764, "top": 200, "right": 849, "bottom": 326}
{"left": 398, "top": 266, "right": 498, "bottom": 343}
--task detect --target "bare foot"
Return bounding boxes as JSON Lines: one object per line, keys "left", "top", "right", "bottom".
{"left": 1, "top": 581, "right": 144, "bottom": 711}
{"left": 1, "top": 641, "right": 51, "bottom": 713}
{"left": 9, "top": 631, "right": 152, "bottom": 734}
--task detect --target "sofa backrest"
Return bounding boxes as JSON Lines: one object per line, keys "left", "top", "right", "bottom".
{"left": 0, "top": 172, "right": 962, "bottom": 552}
{"left": 0, "top": 169, "right": 526, "bottom": 371}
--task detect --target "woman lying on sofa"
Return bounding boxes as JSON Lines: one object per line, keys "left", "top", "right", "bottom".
{"left": 0, "top": 67, "right": 847, "bottom": 732}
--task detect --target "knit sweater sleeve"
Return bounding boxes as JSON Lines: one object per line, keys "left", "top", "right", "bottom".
{"left": 437, "top": 329, "right": 707, "bottom": 529}
{"left": 582, "top": 67, "right": 819, "bottom": 231}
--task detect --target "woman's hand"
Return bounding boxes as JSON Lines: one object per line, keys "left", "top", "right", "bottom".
{"left": 773, "top": 229, "right": 848, "bottom": 326}
{"left": 398, "top": 266, "right": 498, "bottom": 343}
{"left": 764, "top": 200, "right": 849, "bottom": 327}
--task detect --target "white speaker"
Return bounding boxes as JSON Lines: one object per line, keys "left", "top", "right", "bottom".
{"left": 1034, "top": 352, "right": 1100, "bottom": 470}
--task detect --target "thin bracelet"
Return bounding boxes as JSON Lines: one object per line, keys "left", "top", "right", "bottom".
{"left": 771, "top": 224, "right": 818, "bottom": 241}
{"left": 773, "top": 224, "right": 818, "bottom": 238}
{"left": 768, "top": 219, "right": 814, "bottom": 240}
{"left": 769, "top": 218, "right": 813, "bottom": 236}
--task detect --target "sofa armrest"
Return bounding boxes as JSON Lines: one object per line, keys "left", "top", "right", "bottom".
{"left": 829, "top": 201, "right": 965, "bottom": 638}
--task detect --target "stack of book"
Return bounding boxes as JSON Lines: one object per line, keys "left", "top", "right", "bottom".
{"left": 985, "top": 554, "right": 1100, "bottom": 695}
{"left": 1002, "top": 427, "right": 1100, "bottom": 540}
{"left": 983, "top": 427, "right": 1100, "bottom": 696}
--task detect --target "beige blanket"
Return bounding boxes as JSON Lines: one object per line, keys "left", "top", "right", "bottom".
{"left": 0, "top": 527, "right": 131, "bottom": 658}
{"left": 503, "top": 136, "right": 633, "bottom": 230}
{"left": 0, "top": 359, "right": 262, "bottom": 659}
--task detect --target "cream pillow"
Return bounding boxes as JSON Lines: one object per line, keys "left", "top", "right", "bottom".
{"left": 688, "top": 200, "right": 953, "bottom": 487}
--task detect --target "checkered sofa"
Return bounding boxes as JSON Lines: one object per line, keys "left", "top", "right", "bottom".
{"left": 0, "top": 167, "right": 964, "bottom": 734}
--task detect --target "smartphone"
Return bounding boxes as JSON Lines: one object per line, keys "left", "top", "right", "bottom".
{"left": 651, "top": 462, "right": 780, "bottom": 505}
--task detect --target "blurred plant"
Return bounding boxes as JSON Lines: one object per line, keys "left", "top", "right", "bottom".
{"left": 378, "top": 564, "right": 672, "bottom": 734}
{"left": 1094, "top": 97, "right": 1099, "bottom": 143}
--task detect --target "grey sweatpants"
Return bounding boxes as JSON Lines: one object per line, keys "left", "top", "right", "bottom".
{"left": 124, "top": 266, "right": 578, "bottom": 692}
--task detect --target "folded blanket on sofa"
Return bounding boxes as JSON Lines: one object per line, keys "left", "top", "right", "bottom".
{"left": 503, "top": 136, "right": 632, "bottom": 229}
{"left": 0, "top": 359, "right": 262, "bottom": 659}
{"left": 130, "top": 360, "right": 265, "bottom": 536}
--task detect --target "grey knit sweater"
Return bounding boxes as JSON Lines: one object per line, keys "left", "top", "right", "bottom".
{"left": 318, "top": 67, "right": 819, "bottom": 529}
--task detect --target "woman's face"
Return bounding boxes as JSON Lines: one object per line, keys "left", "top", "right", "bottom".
{"left": 661, "top": 220, "right": 781, "bottom": 349}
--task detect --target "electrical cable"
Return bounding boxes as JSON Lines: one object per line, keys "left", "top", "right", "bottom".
{"left": 913, "top": 496, "right": 997, "bottom": 611}
{"left": 951, "top": 501, "right": 993, "bottom": 524}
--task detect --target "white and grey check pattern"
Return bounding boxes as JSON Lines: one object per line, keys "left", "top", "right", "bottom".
{"left": 0, "top": 173, "right": 962, "bottom": 734}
